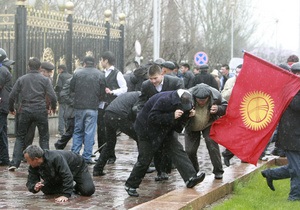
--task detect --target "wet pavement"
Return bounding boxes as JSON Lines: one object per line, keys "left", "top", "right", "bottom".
{"left": 2, "top": 133, "right": 271, "bottom": 209}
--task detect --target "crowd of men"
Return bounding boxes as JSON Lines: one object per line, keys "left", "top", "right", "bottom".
{"left": 0, "top": 48, "right": 299, "bottom": 201}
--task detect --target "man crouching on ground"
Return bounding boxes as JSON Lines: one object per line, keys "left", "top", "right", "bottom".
{"left": 23, "top": 145, "right": 95, "bottom": 202}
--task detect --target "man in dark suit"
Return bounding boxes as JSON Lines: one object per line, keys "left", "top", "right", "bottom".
{"left": 137, "top": 64, "right": 184, "bottom": 112}
{"left": 136, "top": 64, "right": 184, "bottom": 180}
{"left": 125, "top": 90, "right": 205, "bottom": 197}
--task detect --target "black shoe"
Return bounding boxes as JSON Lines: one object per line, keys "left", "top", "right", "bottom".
{"left": 125, "top": 185, "right": 139, "bottom": 197}
{"left": 261, "top": 170, "right": 275, "bottom": 191}
{"left": 186, "top": 173, "right": 205, "bottom": 188}
{"left": 146, "top": 167, "right": 156, "bottom": 173}
{"left": 223, "top": 156, "right": 231, "bottom": 167}
{"left": 271, "top": 147, "right": 286, "bottom": 157}
{"left": 155, "top": 172, "right": 169, "bottom": 181}
{"left": 107, "top": 158, "right": 116, "bottom": 164}
{"left": 93, "top": 170, "right": 106, "bottom": 176}
{"left": 222, "top": 151, "right": 233, "bottom": 167}
{"left": 214, "top": 173, "right": 223, "bottom": 179}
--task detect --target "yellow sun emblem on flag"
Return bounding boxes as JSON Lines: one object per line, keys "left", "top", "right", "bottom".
{"left": 240, "top": 91, "right": 274, "bottom": 131}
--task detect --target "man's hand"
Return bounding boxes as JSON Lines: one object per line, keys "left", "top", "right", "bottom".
{"left": 105, "top": 87, "right": 113, "bottom": 95}
{"left": 34, "top": 182, "right": 44, "bottom": 192}
{"left": 189, "top": 109, "right": 195, "bottom": 117}
{"left": 174, "top": 109, "right": 184, "bottom": 119}
{"left": 9, "top": 110, "right": 16, "bottom": 116}
{"left": 210, "top": 105, "right": 218, "bottom": 114}
{"left": 55, "top": 196, "right": 69, "bottom": 202}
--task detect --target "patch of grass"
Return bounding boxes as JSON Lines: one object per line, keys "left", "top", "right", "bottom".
{"left": 212, "top": 169, "right": 300, "bottom": 210}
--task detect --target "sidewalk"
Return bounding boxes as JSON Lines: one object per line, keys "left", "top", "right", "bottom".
{"left": 3, "top": 133, "right": 274, "bottom": 209}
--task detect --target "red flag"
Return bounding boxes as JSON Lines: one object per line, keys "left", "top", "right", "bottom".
{"left": 210, "top": 52, "right": 300, "bottom": 165}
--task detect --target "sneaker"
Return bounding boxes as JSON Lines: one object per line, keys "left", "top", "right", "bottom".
{"left": 125, "top": 185, "right": 139, "bottom": 197}
{"left": 55, "top": 134, "right": 61, "bottom": 138}
{"left": 8, "top": 165, "right": 17, "bottom": 171}
{"left": 214, "top": 173, "right": 223, "bottom": 179}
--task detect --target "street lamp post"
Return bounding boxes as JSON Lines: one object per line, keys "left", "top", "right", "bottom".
{"left": 15, "top": 0, "right": 27, "bottom": 79}
{"left": 153, "top": 0, "right": 160, "bottom": 61}
{"left": 65, "top": 1, "right": 74, "bottom": 74}
{"left": 231, "top": 1, "right": 235, "bottom": 60}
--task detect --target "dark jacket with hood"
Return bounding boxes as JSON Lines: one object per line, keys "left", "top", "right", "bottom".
{"left": 0, "top": 65, "right": 12, "bottom": 114}
{"left": 276, "top": 91, "right": 300, "bottom": 151}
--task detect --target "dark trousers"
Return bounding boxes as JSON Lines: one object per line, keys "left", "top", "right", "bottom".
{"left": 54, "top": 117, "right": 75, "bottom": 150}
{"left": 267, "top": 150, "right": 300, "bottom": 200}
{"left": 184, "top": 126, "right": 223, "bottom": 175}
{"left": 42, "top": 164, "right": 95, "bottom": 196}
{"left": 97, "top": 108, "right": 106, "bottom": 148}
{"left": 10, "top": 111, "right": 49, "bottom": 168}
{"left": 0, "top": 113, "right": 9, "bottom": 165}
{"left": 153, "top": 133, "right": 175, "bottom": 175}
{"left": 94, "top": 111, "right": 137, "bottom": 171}
{"left": 125, "top": 131, "right": 197, "bottom": 189}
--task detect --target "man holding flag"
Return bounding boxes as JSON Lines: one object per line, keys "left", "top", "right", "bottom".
{"left": 210, "top": 52, "right": 300, "bottom": 165}
{"left": 261, "top": 62, "right": 300, "bottom": 201}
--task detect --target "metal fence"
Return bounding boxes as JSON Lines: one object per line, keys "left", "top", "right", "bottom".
{"left": 0, "top": 1, "right": 125, "bottom": 83}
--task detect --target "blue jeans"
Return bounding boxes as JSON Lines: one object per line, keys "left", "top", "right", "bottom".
{"left": 267, "top": 150, "right": 300, "bottom": 200}
{"left": 72, "top": 109, "right": 97, "bottom": 161}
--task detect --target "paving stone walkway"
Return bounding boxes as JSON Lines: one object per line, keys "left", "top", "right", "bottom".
{"left": 2, "top": 133, "right": 269, "bottom": 209}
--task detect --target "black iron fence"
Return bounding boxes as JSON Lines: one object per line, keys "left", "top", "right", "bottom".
{"left": 0, "top": 1, "right": 125, "bottom": 83}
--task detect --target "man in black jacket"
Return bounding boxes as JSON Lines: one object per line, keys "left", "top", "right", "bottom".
{"left": 261, "top": 62, "right": 300, "bottom": 201}
{"left": 93, "top": 91, "right": 140, "bottom": 176}
{"left": 0, "top": 48, "right": 13, "bottom": 166}
{"left": 70, "top": 56, "right": 106, "bottom": 164}
{"left": 8, "top": 58, "right": 57, "bottom": 171}
{"left": 125, "top": 90, "right": 205, "bottom": 197}
{"left": 55, "top": 64, "right": 72, "bottom": 137}
{"left": 24, "top": 145, "right": 95, "bottom": 202}
{"left": 54, "top": 77, "right": 74, "bottom": 150}
{"left": 136, "top": 64, "right": 184, "bottom": 180}
{"left": 192, "top": 64, "right": 219, "bottom": 90}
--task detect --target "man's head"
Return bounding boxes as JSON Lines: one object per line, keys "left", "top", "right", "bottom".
{"left": 28, "top": 57, "right": 41, "bottom": 71}
{"left": 40, "top": 61, "right": 55, "bottom": 77}
{"left": 220, "top": 64, "right": 230, "bottom": 76}
{"left": 193, "top": 66, "right": 200, "bottom": 75}
{"left": 235, "top": 64, "right": 242, "bottom": 77}
{"left": 287, "top": 54, "right": 299, "bottom": 67}
{"left": 291, "top": 62, "right": 300, "bottom": 76}
{"left": 199, "top": 64, "right": 209, "bottom": 73}
{"left": 83, "top": 56, "right": 95, "bottom": 68}
{"left": 58, "top": 64, "right": 67, "bottom": 74}
{"left": 148, "top": 64, "right": 163, "bottom": 87}
{"left": 0, "top": 48, "right": 7, "bottom": 63}
{"left": 161, "top": 61, "right": 176, "bottom": 75}
{"left": 177, "top": 89, "right": 193, "bottom": 112}
{"left": 23, "top": 145, "right": 44, "bottom": 168}
{"left": 100, "top": 51, "right": 116, "bottom": 69}
{"left": 180, "top": 63, "right": 190, "bottom": 73}
{"left": 192, "top": 85, "right": 212, "bottom": 107}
